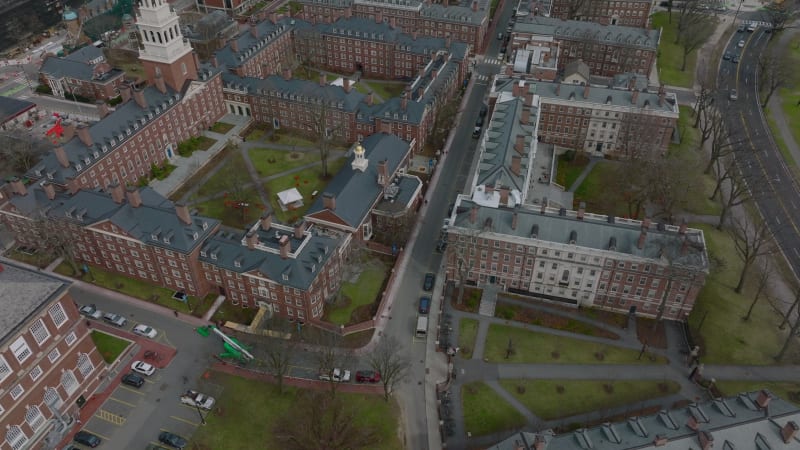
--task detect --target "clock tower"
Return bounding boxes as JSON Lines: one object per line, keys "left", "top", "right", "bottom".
{"left": 135, "top": 0, "right": 198, "bottom": 91}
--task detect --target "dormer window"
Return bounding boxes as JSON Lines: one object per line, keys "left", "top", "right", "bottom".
{"left": 155, "top": 108, "right": 161, "bottom": 114}
{"left": 282, "top": 272, "right": 289, "bottom": 281}
{"left": 192, "top": 231, "right": 198, "bottom": 240}
{"left": 110, "top": 139, "right": 116, "bottom": 146}
{"left": 234, "top": 260, "right": 241, "bottom": 268}
{"left": 47, "top": 172, "right": 54, "bottom": 180}
{"left": 84, "top": 157, "right": 91, "bottom": 165}
{"left": 151, "top": 232, "right": 159, "bottom": 240}
{"left": 93, "top": 151, "right": 99, "bottom": 158}
{"left": 75, "top": 163, "right": 82, "bottom": 171}
{"left": 133, "top": 123, "right": 139, "bottom": 130}
{"left": 200, "top": 250, "right": 207, "bottom": 257}
{"left": 317, "top": 254, "right": 323, "bottom": 263}
{"left": 34, "top": 169, "right": 42, "bottom": 176}
{"left": 102, "top": 145, "right": 108, "bottom": 152}
{"left": 148, "top": 112, "right": 154, "bottom": 119}
{"left": 211, "top": 251, "right": 218, "bottom": 260}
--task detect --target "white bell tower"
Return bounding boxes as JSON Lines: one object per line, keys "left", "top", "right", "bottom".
{"left": 136, "top": 0, "right": 197, "bottom": 91}
{"left": 351, "top": 143, "right": 368, "bottom": 172}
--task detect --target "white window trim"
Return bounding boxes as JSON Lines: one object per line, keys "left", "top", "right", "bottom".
{"left": 10, "top": 336, "right": 32, "bottom": 364}
{"left": 0, "top": 355, "right": 11, "bottom": 383}
{"left": 48, "top": 348, "right": 61, "bottom": 363}
{"left": 30, "top": 319, "right": 51, "bottom": 346}
{"left": 10, "top": 384, "right": 25, "bottom": 400}
{"left": 48, "top": 303, "right": 68, "bottom": 328}
{"left": 29, "top": 365, "right": 43, "bottom": 382}
{"left": 65, "top": 332, "right": 77, "bottom": 346}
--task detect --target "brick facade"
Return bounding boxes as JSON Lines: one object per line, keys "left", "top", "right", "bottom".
{"left": 547, "top": 0, "right": 652, "bottom": 28}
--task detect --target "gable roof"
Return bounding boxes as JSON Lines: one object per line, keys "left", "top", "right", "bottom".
{"left": 0, "top": 261, "right": 69, "bottom": 344}
{"left": 514, "top": 16, "right": 660, "bottom": 50}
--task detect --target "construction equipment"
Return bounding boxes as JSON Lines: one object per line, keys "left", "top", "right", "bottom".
{"left": 197, "top": 325, "right": 254, "bottom": 363}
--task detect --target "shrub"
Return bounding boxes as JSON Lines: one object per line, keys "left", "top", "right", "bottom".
{"left": 36, "top": 84, "right": 52, "bottom": 95}
{"left": 107, "top": 95, "right": 123, "bottom": 106}
{"left": 496, "top": 305, "right": 515, "bottom": 320}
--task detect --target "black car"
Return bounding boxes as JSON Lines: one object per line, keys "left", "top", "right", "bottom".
{"left": 121, "top": 372, "right": 145, "bottom": 388}
{"left": 74, "top": 431, "right": 102, "bottom": 448}
{"left": 423, "top": 273, "right": 436, "bottom": 292}
{"left": 419, "top": 296, "right": 431, "bottom": 314}
{"left": 158, "top": 431, "right": 187, "bottom": 450}
{"left": 722, "top": 52, "right": 731, "bottom": 60}
{"left": 479, "top": 105, "right": 488, "bottom": 118}
{"left": 732, "top": 55, "right": 740, "bottom": 64}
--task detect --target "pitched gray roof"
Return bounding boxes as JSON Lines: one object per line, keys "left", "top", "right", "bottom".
{"left": 306, "top": 133, "right": 411, "bottom": 227}
{"left": 8, "top": 185, "right": 219, "bottom": 253}
{"left": 514, "top": 16, "right": 660, "bottom": 50}
{"left": 489, "top": 391, "right": 800, "bottom": 450}
{"left": 26, "top": 67, "right": 221, "bottom": 186}
{"left": 563, "top": 59, "right": 590, "bottom": 81}
{"left": 453, "top": 196, "right": 708, "bottom": 270}
{"left": 63, "top": 45, "right": 105, "bottom": 64}
{"left": 312, "top": 17, "right": 453, "bottom": 56}
{"left": 199, "top": 225, "right": 340, "bottom": 291}
{"left": 213, "top": 17, "right": 303, "bottom": 69}
{"left": 419, "top": 2, "right": 486, "bottom": 23}
{"left": 0, "top": 96, "right": 35, "bottom": 123}
{"left": 0, "top": 260, "right": 69, "bottom": 344}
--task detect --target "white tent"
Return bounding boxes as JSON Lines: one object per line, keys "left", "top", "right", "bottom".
{"left": 277, "top": 188, "right": 303, "bottom": 208}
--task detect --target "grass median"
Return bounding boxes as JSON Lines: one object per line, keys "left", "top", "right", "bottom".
{"left": 462, "top": 381, "right": 526, "bottom": 437}
{"left": 90, "top": 331, "right": 130, "bottom": 363}
{"left": 458, "top": 318, "right": 479, "bottom": 359}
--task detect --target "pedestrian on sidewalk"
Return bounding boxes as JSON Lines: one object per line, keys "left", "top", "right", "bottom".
{"left": 688, "top": 364, "right": 699, "bottom": 381}
{"left": 173, "top": 310, "right": 179, "bottom": 318}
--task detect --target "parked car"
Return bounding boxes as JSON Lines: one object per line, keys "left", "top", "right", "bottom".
{"left": 158, "top": 431, "right": 187, "bottom": 450}
{"left": 479, "top": 104, "right": 488, "bottom": 118}
{"left": 103, "top": 312, "right": 127, "bottom": 327}
{"left": 471, "top": 126, "right": 482, "bottom": 139}
{"left": 333, "top": 368, "right": 351, "bottom": 382}
{"left": 729, "top": 89, "right": 738, "bottom": 101}
{"left": 497, "top": 32, "right": 503, "bottom": 40}
{"left": 131, "top": 360, "right": 156, "bottom": 376}
{"left": 746, "top": 23, "right": 756, "bottom": 32}
{"left": 73, "top": 431, "right": 101, "bottom": 448}
{"left": 423, "top": 273, "right": 436, "bottom": 291}
{"left": 418, "top": 296, "right": 431, "bottom": 314}
{"left": 732, "top": 55, "right": 740, "bottom": 64}
{"left": 121, "top": 372, "right": 145, "bottom": 388}
{"left": 180, "top": 390, "right": 215, "bottom": 410}
{"left": 355, "top": 370, "right": 381, "bottom": 383}
{"left": 738, "top": 39, "right": 745, "bottom": 48}
{"left": 79, "top": 304, "right": 102, "bottom": 319}
{"left": 722, "top": 52, "right": 732, "bottom": 60}
{"left": 133, "top": 324, "right": 158, "bottom": 338}
{"left": 737, "top": 25, "right": 746, "bottom": 32}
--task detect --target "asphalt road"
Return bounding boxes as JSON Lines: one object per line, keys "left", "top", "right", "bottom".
{"left": 719, "top": 28, "right": 800, "bottom": 275}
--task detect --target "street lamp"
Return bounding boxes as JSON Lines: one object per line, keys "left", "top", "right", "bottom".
{"left": 192, "top": 401, "right": 206, "bottom": 425}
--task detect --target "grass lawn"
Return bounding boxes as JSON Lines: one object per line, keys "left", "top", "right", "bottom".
{"left": 248, "top": 147, "right": 316, "bottom": 177}
{"left": 211, "top": 301, "right": 259, "bottom": 325}
{"left": 264, "top": 157, "right": 346, "bottom": 223}
{"left": 325, "top": 263, "right": 388, "bottom": 325}
{"left": 687, "top": 224, "right": 798, "bottom": 364}
{"left": 4, "top": 248, "right": 55, "bottom": 268}
{"left": 361, "top": 80, "right": 407, "bottom": 101}
{"left": 458, "top": 318, "right": 479, "bottom": 359}
{"left": 555, "top": 152, "right": 589, "bottom": 190}
{"left": 765, "top": 109, "right": 800, "bottom": 179}
{"left": 494, "top": 302, "right": 619, "bottom": 340}
{"left": 169, "top": 145, "right": 235, "bottom": 202}
{"left": 271, "top": 130, "right": 319, "bottom": 148}
{"left": 773, "top": 35, "right": 800, "bottom": 165}
{"left": 90, "top": 330, "right": 130, "bottom": 363}
{"left": 195, "top": 152, "right": 249, "bottom": 199}
{"left": 671, "top": 105, "right": 700, "bottom": 154}
{"left": 715, "top": 381, "right": 800, "bottom": 406}
{"left": 651, "top": 12, "right": 711, "bottom": 88}
{"left": 573, "top": 161, "right": 623, "bottom": 214}
{"left": 210, "top": 122, "right": 234, "bottom": 134}
{"left": 500, "top": 379, "right": 681, "bottom": 420}
{"left": 484, "top": 323, "right": 667, "bottom": 364}
{"left": 54, "top": 262, "right": 211, "bottom": 315}
{"left": 194, "top": 193, "right": 264, "bottom": 229}
{"left": 190, "top": 372, "right": 402, "bottom": 450}
{"left": 461, "top": 382, "right": 527, "bottom": 437}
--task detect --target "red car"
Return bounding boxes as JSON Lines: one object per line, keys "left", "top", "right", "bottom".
{"left": 355, "top": 370, "right": 381, "bottom": 383}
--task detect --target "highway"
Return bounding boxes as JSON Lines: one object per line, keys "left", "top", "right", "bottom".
{"left": 719, "top": 28, "right": 800, "bottom": 275}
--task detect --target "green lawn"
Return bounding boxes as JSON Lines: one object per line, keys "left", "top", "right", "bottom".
{"left": 687, "top": 224, "right": 797, "bottom": 364}
{"left": 4, "top": 248, "right": 55, "bottom": 268}
{"left": 248, "top": 147, "right": 317, "bottom": 177}
{"left": 671, "top": 105, "right": 700, "bottom": 154}
{"left": 458, "top": 318, "right": 479, "bottom": 359}
{"left": 773, "top": 35, "right": 800, "bottom": 165}
{"left": 271, "top": 130, "right": 319, "bottom": 148}
{"left": 361, "top": 80, "right": 407, "bottom": 101}
{"left": 264, "top": 157, "right": 346, "bottom": 223}
{"left": 715, "top": 381, "right": 800, "bottom": 406}
{"left": 652, "top": 12, "right": 711, "bottom": 88}
{"left": 54, "top": 263, "right": 213, "bottom": 316}
{"left": 494, "top": 302, "right": 620, "bottom": 340}
{"left": 211, "top": 300, "right": 259, "bottom": 325}
{"left": 555, "top": 152, "right": 588, "bottom": 190}
{"left": 484, "top": 324, "right": 667, "bottom": 364}
{"left": 461, "top": 382, "right": 527, "bottom": 437}
{"left": 196, "top": 153, "right": 249, "bottom": 199}
{"left": 573, "top": 161, "right": 621, "bottom": 213}
{"left": 325, "top": 263, "right": 388, "bottom": 325}
{"left": 90, "top": 330, "right": 130, "bottom": 363}
{"left": 194, "top": 193, "right": 264, "bottom": 229}
{"left": 500, "top": 379, "right": 681, "bottom": 420}
{"left": 210, "top": 122, "right": 234, "bottom": 134}
{"left": 765, "top": 109, "right": 800, "bottom": 179}
{"left": 191, "top": 372, "right": 402, "bottom": 450}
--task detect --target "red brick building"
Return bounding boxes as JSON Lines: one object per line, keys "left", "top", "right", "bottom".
{"left": 0, "top": 262, "right": 105, "bottom": 450}
{"left": 546, "top": 0, "right": 653, "bottom": 28}
{"left": 39, "top": 46, "right": 127, "bottom": 103}
{"left": 211, "top": 15, "right": 296, "bottom": 79}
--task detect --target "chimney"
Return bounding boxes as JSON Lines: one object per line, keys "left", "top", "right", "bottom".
{"left": 375, "top": 11, "right": 382, "bottom": 23}
{"left": 211, "top": 55, "right": 219, "bottom": 67}
{"left": 525, "top": 92, "right": 534, "bottom": 106}
{"left": 628, "top": 75, "right": 637, "bottom": 90}
{"left": 42, "top": 181, "right": 56, "bottom": 200}
{"left": 513, "top": 79, "right": 523, "bottom": 97}
{"left": 377, "top": 159, "right": 389, "bottom": 186}
{"left": 642, "top": 216, "right": 651, "bottom": 231}
{"left": 417, "top": 86, "right": 424, "bottom": 99}
{"left": 76, "top": 124, "right": 93, "bottom": 147}
{"left": 470, "top": 205, "right": 478, "bottom": 223}
{"left": 230, "top": 39, "right": 239, "bottom": 53}
{"left": 109, "top": 182, "right": 124, "bottom": 203}
{"left": 366, "top": 91, "right": 374, "bottom": 106}
{"left": 96, "top": 101, "right": 110, "bottom": 119}
{"left": 443, "top": 0, "right": 448, "bottom": 6}
{"left": 658, "top": 84, "right": 666, "bottom": 106}
{"left": 54, "top": 146, "right": 70, "bottom": 168}
{"left": 389, "top": 16, "right": 396, "bottom": 28}
{"left": 250, "top": 24, "right": 259, "bottom": 38}
{"left": 343, "top": 78, "right": 351, "bottom": 93}
{"left": 294, "top": 221, "right": 305, "bottom": 239}
{"left": 681, "top": 235, "right": 689, "bottom": 255}
{"left": 781, "top": 421, "right": 799, "bottom": 444}
{"left": 514, "top": 135, "right": 525, "bottom": 153}
{"left": 577, "top": 202, "right": 586, "bottom": 220}
{"left": 125, "top": 186, "right": 142, "bottom": 208}
{"left": 319, "top": 72, "right": 326, "bottom": 87}
{"left": 401, "top": 91, "right": 408, "bottom": 110}
{"left": 499, "top": 186, "right": 509, "bottom": 205}
{"left": 246, "top": 231, "right": 258, "bottom": 249}
{"left": 698, "top": 431, "right": 714, "bottom": 450}
{"left": 282, "top": 67, "right": 292, "bottom": 80}
{"left": 260, "top": 213, "right": 272, "bottom": 230}
{"left": 756, "top": 389, "right": 772, "bottom": 409}
{"left": 66, "top": 177, "right": 79, "bottom": 195}
{"left": 583, "top": 84, "right": 590, "bottom": 99}
{"left": 175, "top": 202, "right": 192, "bottom": 225}
{"left": 471, "top": 0, "right": 478, "bottom": 10}
{"left": 155, "top": 73, "right": 167, "bottom": 94}
{"left": 511, "top": 211, "right": 518, "bottom": 230}
{"left": 631, "top": 90, "right": 639, "bottom": 105}
{"left": 653, "top": 435, "right": 668, "bottom": 447}
{"left": 61, "top": 120, "right": 76, "bottom": 141}
{"left": 533, "top": 435, "right": 546, "bottom": 450}
{"left": 555, "top": 83, "right": 561, "bottom": 96}
{"left": 637, "top": 231, "right": 647, "bottom": 250}
{"left": 540, "top": 197, "right": 548, "bottom": 214}
{"left": 412, "top": 30, "right": 418, "bottom": 40}
{"left": 269, "top": 12, "right": 277, "bottom": 24}
{"left": 132, "top": 87, "right": 147, "bottom": 108}
{"left": 687, "top": 416, "right": 699, "bottom": 431}
{"left": 322, "top": 192, "right": 336, "bottom": 210}
{"left": 679, "top": 218, "right": 688, "bottom": 234}
{"left": 279, "top": 234, "right": 290, "bottom": 259}
{"left": 9, "top": 177, "right": 26, "bottom": 196}
{"left": 521, "top": 108, "right": 531, "bottom": 124}
{"left": 511, "top": 154, "right": 521, "bottom": 176}
{"left": 120, "top": 84, "right": 132, "bottom": 103}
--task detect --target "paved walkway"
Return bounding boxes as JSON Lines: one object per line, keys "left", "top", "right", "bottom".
{"left": 566, "top": 156, "right": 603, "bottom": 193}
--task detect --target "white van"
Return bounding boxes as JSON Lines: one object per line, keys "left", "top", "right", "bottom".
{"left": 415, "top": 316, "right": 428, "bottom": 338}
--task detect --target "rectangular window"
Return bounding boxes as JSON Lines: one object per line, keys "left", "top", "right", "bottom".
{"left": 0, "top": 355, "right": 11, "bottom": 382}
{"left": 48, "top": 348, "right": 61, "bottom": 363}
{"left": 48, "top": 303, "right": 68, "bottom": 328}
{"left": 30, "top": 319, "right": 51, "bottom": 345}
{"left": 10, "top": 384, "right": 24, "bottom": 400}
{"left": 65, "top": 331, "right": 77, "bottom": 346}
{"left": 29, "top": 365, "right": 43, "bottom": 381}
{"left": 11, "top": 336, "right": 32, "bottom": 363}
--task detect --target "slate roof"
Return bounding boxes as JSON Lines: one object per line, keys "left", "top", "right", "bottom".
{"left": 26, "top": 66, "right": 221, "bottom": 186}
{"left": 514, "top": 16, "right": 660, "bottom": 50}
{"left": 306, "top": 133, "right": 411, "bottom": 228}
{"left": 7, "top": 185, "right": 219, "bottom": 254}
{"left": 0, "top": 96, "right": 36, "bottom": 124}
{"left": 373, "top": 174, "right": 422, "bottom": 214}
{"left": 313, "top": 17, "right": 452, "bottom": 55}
{"left": 300, "top": 0, "right": 487, "bottom": 23}
{"left": 40, "top": 55, "right": 123, "bottom": 83}
{"left": 489, "top": 391, "right": 800, "bottom": 450}
{"left": 418, "top": 2, "right": 486, "bottom": 23}
{"left": 199, "top": 225, "right": 340, "bottom": 290}
{"left": 563, "top": 59, "right": 590, "bottom": 81}
{"left": 213, "top": 17, "right": 304, "bottom": 69}
{"left": 63, "top": 45, "right": 105, "bottom": 64}
{"left": 0, "top": 260, "right": 69, "bottom": 344}
{"left": 452, "top": 196, "right": 708, "bottom": 270}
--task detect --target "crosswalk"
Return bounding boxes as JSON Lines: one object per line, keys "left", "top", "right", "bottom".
{"left": 483, "top": 57, "right": 503, "bottom": 65}
{"left": 474, "top": 74, "right": 490, "bottom": 82}
{"left": 741, "top": 20, "right": 772, "bottom": 28}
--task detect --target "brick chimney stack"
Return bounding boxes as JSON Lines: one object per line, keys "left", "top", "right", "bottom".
{"left": 126, "top": 186, "right": 142, "bottom": 208}
{"left": 132, "top": 87, "right": 147, "bottom": 108}
{"left": 499, "top": 186, "right": 509, "bottom": 205}
{"left": 631, "top": 90, "right": 639, "bottom": 105}
{"left": 698, "top": 431, "right": 714, "bottom": 450}
{"left": 155, "top": 73, "right": 167, "bottom": 94}
{"left": 323, "top": 192, "right": 336, "bottom": 210}
{"left": 279, "top": 234, "right": 290, "bottom": 259}
{"left": 366, "top": 91, "right": 374, "bottom": 106}
{"left": 260, "top": 213, "right": 272, "bottom": 230}
{"left": 533, "top": 435, "right": 546, "bottom": 450}
{"left": 246, "top": 231, "right": 258, "bottom": 250}
{"left": 282, "top": 67, "right": 292, "bottom": 80}
{"left": 513, "top": 79, "right": 523, "bottom": 97}
{"left": 294, "top": 221, "right": 306, "bottom": 239}
{"left": 653, "top": 435, "right": 668, "bottom": 447}
{"left": 319, "top": 72, "right": 326, "bottom": 87}
{"left": 756, "top": 389, "right": 772, "bottom": 409}
{"left": 61, "top": 120, "right": 76, "bottom": 141}
{"left": 679, "top": 218, "right": 688, "bottom": 234}
{"left": 54, "top": 146, "right": 70, "bottom": 168}
{"left": 637, "top": 230, "right": 647, "bottom": 250}
{"left": 658, "top": 84, "right": 666, "bottom": 106}
{"left": 250, "top": 24, "right": 259, "bottom": 38}
{"left": 583, "top": 84, "right": 590, "bottom": 99}
{"left": 230, "top": 39, "right": 239, "bottom": 53}
{"left": 521, "top": 108, "right": 531, "bottom": 124}
{"left": 555, "top": 83, "right": 561, "bottom": 96}
{"left": 511, "top": 154, "right": 521, "bottom": 176}
{"left": 401, "top": 91, "right": 408, "bottom": 110}
{"left": 514, "top": 134, "right": 525, "bottom": 154}
{"left": 9, "top": 177, "right": 26, "bottom": 196}
{"left": 781, "top": 421, "right": 799, "bottom": 444}
{"left": 642, "top": 216, "right": 651, "bottom": 231}
{"left": 76, "top": 124, "right": 93, "bottom": 147}
{"left": 577, "top": 201, "right": 586, "bottom": 220}
{"left": 377, "top": 159, "right": 389, "bottom": 186}
{"left": 175, "top": 202, "right": 192, "bottom": 225}
{"left": 343, "top": 78, "right": 351, "bottom": 93}
{"left": 511, "top": 211, "right": 518, "bottom": 230}
{"left": 96, "top": 101, "right": 110, "bottom": 119}
{"left": 41, "top": 181, "right": 55, "bottom": 200}
{"left": 470, "top": 205, "right": 478, "bottom": 223}
{"left": 472, "top": 0, "right": 478, "bottom": 11}
{"left": 109, "top": 182, "right": 125, "bottom": 203}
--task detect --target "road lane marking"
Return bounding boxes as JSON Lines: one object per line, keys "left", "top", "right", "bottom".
{"left": 95, "top": 409, "right": 126, "bottom": 425}
{"left": 793, "top": 248, "right": 800, "bottom": 258}
{"left": 108, "top": 397, "right": 137, "bottom": 408}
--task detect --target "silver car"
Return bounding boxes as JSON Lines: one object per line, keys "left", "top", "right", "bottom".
{"left": 103, "top": 313, "right": 127, "bottom": 327}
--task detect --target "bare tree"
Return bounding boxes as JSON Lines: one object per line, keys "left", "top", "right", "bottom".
{"left": 429, "top": 95, "right": 460, "bottom": 151}
{"left": 674, "top": 0, "right": 706, "bottom": 44}
{"left": 262, "top": 337, "right": 295, "bottom": 394}
{"left": 650, "top": 235, "right": 705, "bottom": 328}
{"left": 710, "top": 157, "right": 752, "bottom": 230}
{"left": 302, "top": 94, "right": 348, "bottom": 179}
{"left": 757, "top": 50, "right": 790, "bottom": 108}
{"left": 314, "top": 333, "right": 352, "bottom": 396}
{"left": 703, "top": 114, "right": 739, "bottom": 175}
{"left": 680, "top": 20, "right": 714, "bottom": 72}
{"left": 778, "top": 288, "right": 800, "bottom": 331}
{"left": 0, "top": 132, "right": 48, "bottom": 172}
{"left": 273, "top": 390, "right": 378, "bottom": 450}
{"left": 775, "top": 298, "right": 800, "bottom": 362}
{"left": 223, "top": 160, "right": 256, "bottom": 225}
{"left": 30, "top": 216, "right": 81, "bottom": 274}
{"left": 367, "top": 336, "right": 411, "bottom": 402}
{"left": 647, "top": 150, "right": 703, "bottom": 223}
{"left": 743, "top": 259, "right": 771, "bottom": 321}
{"left": 728, "top": 215, "right": 774, "bottom": 293}
{"left": 761, "top": 2, "right": 797, "bottom": 37}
